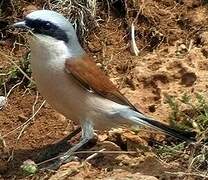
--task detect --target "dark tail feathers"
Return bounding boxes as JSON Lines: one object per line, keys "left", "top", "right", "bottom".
{"left": 141, "top": 117, "right": 195, "bottom": 143}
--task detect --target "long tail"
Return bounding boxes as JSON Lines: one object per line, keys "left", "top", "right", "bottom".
{"left": 124, "top": 110, "right": 195, "bottom": 143}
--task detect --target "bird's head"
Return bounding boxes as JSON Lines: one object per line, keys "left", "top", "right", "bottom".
{"left": 13, "top": 10, "right": 84, "bottom": 56}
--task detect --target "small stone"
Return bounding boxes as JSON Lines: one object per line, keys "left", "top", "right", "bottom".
{"left": 18, "top": 114, "right": 27, "bottom": 122}
{"left": 96, "top": 63, "right": 102, "bottom": 68}
{"left": 62, "top": 131, "right": 68, "bottom": 135}
{"left": 0, "top": 96, "right": 6, "bottom": 109}
{"left": 177, "top": 44, "right": 188, "bottom": 54}
{"left": 50, "top": 161, "right": 82, "bottom": 180}
{"left": 98, "top": 133, "right": 108, "bottom": 142}
{"left": 60, "top": 161, "right": 81, "bottom": 170}
{"left": 99, "top": 141, "right": 121, "bottom": 151}
{"left": 180, "top": 44, "right": 187, "bottom": 50}
{"left": 56, "top": 113, "right": 66, "bottom": 122}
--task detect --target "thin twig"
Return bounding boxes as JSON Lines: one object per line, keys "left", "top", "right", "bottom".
{"left": 6, "top": 77, "right": 25, "bottom": 98}
{"left": 130, "top": 23, "right": 140, "bottom": 56}
{"left": 0, "top": 51, "right": 34, "bottom": 83}
{"left": 32, "top": 91, "right": 39, "bottom": 121}
{"left": 0, "top": 132, "right": 7, "bottom": 149}
{"left": 85, "top": 148, "right": 106, "bottom": 161}
{"left": 188, "top": 39, "right": 194, "bottom": 52}
{"left": 17, "top": 91, "right": 40, "bottom": 140}
{"left": 8, "top": 92, "right": 42, "bottom": 161}
{"left": 0, "top": 78, "right": 25, "bottom": 110}
{"left": 37, "top": 150, "right": 137, "bottom": 166}
{"left": 3, "top": 100, "right": 46, "bottom": 138}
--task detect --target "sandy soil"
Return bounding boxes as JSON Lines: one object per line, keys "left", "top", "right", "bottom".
{"left": 0, "top": 0, "right": 208, "bottom": 179}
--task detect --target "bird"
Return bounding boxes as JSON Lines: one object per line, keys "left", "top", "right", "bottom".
{"left": 13, "top": 10, "right": 194, "bottom": 167}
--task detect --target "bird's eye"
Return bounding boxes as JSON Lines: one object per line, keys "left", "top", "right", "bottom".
{"left": 43, "top": 22, "right": 52, "bottom": 30}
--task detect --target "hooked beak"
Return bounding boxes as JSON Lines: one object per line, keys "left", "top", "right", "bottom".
{"left": 12, "top": 21, "right": 28, "bottom": 29}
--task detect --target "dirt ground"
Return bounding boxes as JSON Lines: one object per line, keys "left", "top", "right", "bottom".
{"left": 0, "top": 0, "right": 208, "bottom": 179}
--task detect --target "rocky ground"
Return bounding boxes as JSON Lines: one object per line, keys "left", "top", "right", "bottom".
{"left": 0, "top": 0, "right": 208, "bottom": 179}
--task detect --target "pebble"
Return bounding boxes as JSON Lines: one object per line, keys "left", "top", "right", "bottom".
{"left": 0, "top": 96, "right": 7, "bottom": 109}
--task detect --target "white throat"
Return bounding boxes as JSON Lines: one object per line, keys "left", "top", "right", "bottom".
{"left": 31, "top": 35, "right": 65, "bottom": 61}
{"left": 29, "top": 34, "right": 70, "bottom": 90}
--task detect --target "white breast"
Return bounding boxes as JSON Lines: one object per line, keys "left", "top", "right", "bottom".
{"left": 30, "top": 35, "right": 89, "bottom": 122}
{"left": 29, "top": 35, "right": 130, "bottom": 129}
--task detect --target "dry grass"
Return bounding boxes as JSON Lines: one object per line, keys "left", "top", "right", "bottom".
{"left": 123, "top": 0, "right": 207, "bottom": 51}
{"left": 50, "top": 0, "right": 100, "bottom": 43}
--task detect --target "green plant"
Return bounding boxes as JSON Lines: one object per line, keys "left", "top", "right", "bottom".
{"left": 156, "top": 142, "right": 185, "bottom": 159}
{"left": 165, "top": 92, "right": 208, "bottom": 141}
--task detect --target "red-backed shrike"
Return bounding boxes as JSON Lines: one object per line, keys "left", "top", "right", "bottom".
{"left": 13, "top": 10, "right": 193, "bottom": 168}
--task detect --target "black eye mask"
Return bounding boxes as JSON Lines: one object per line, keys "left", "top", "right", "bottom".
{"left": 25, "top": 18, "right": 69, "bottom": 43}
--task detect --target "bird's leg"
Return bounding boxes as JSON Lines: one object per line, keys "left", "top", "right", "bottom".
{"left": 45, "top": 120, "right": 94, "bottom": 169}
{"left": 60, "top": 120, "right": 94, "bottom": 162}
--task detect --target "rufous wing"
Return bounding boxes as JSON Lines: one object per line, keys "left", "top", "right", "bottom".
{"left": 65, "top": 54, "right": 141, "bottom": 113}
{"left": 64, "top": 55, "right": 197, "bottom": 142}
